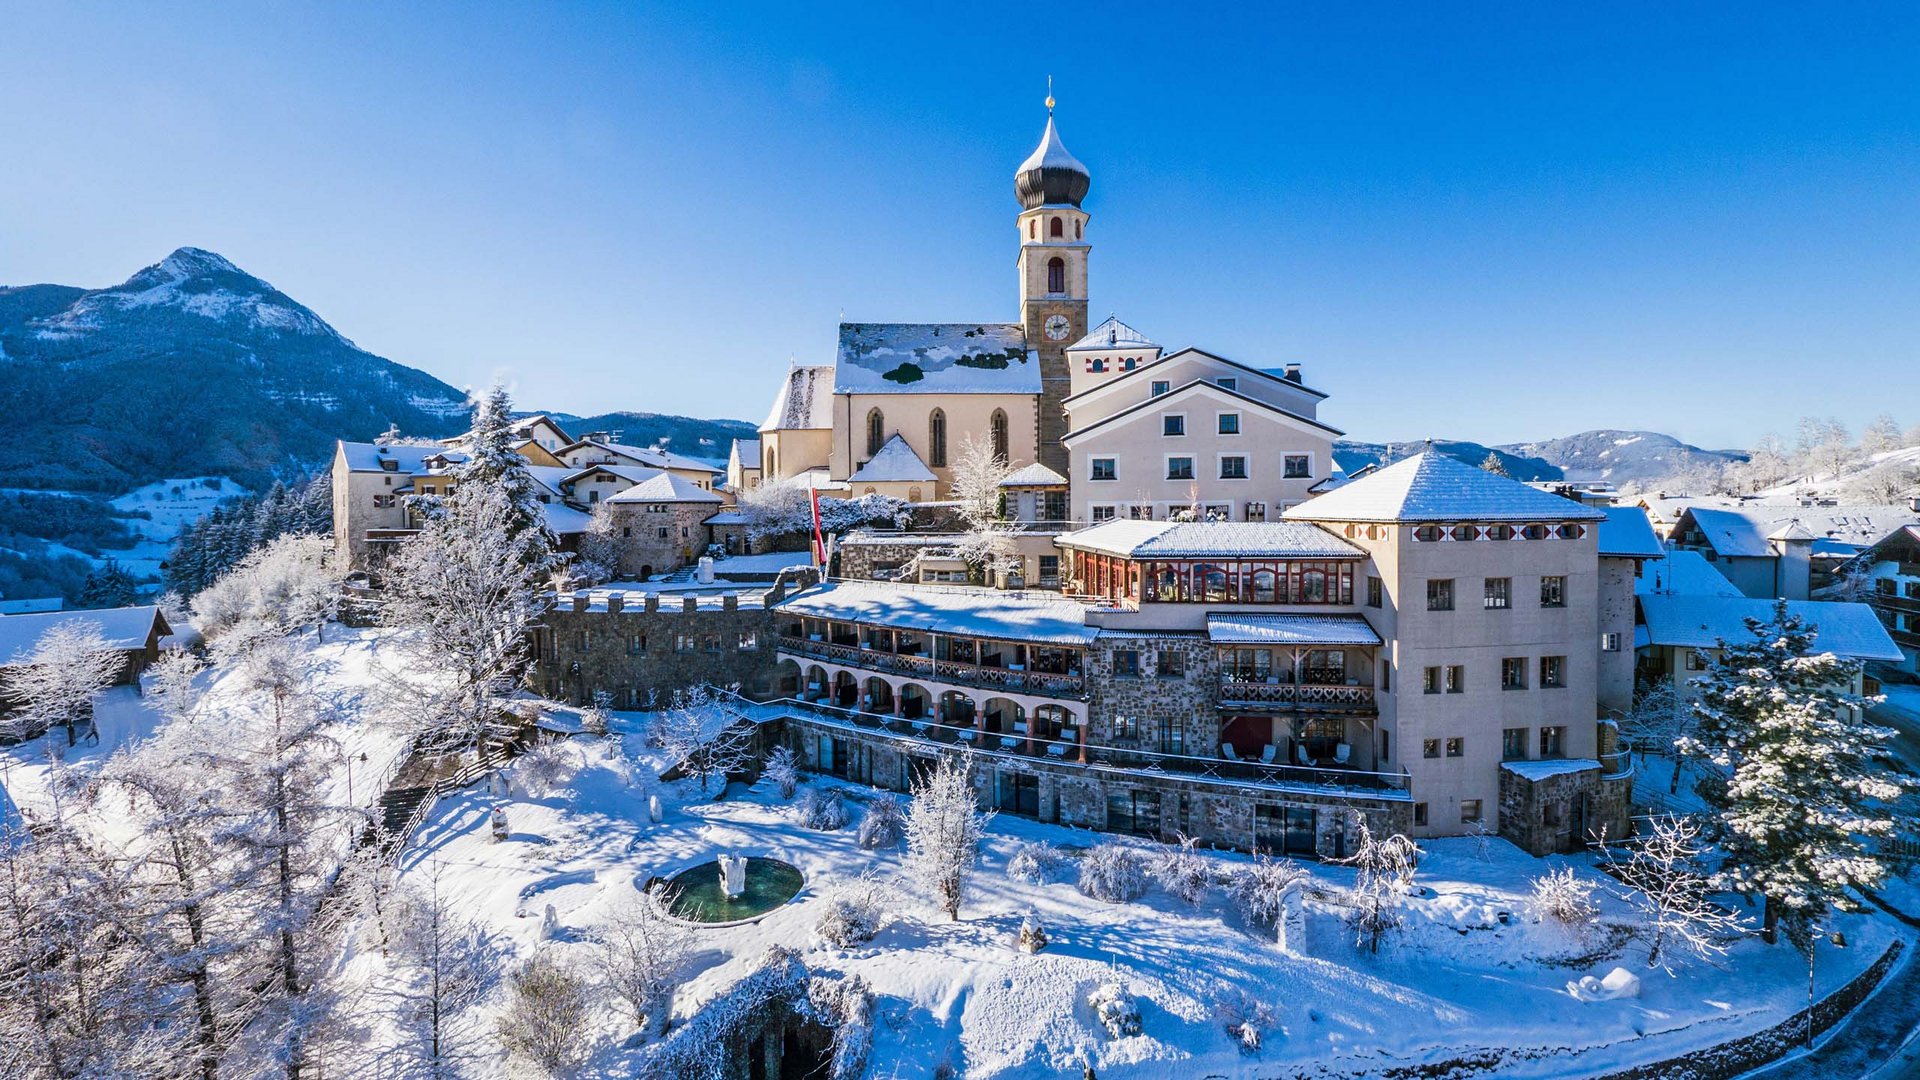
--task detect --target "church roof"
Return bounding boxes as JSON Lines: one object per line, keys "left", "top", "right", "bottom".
{"left": 1015, "top": 115, "right": 1090, "bottom": 209}
{"left": 1018, "top": 116, "right": 1087, "bottom": 177}
{"left": 1283, "top": 452, "right": 1608, "bottom": 524}
{"left": 760, "top": 365, "right": 835, "bottom": 432}
{"left": 1067, "top": 315, "right": 1156, "bottom": 352}
{"left": 834, "top": 323, "right": 1038, "bottom": 395}
{"left": 848, "top": 435, "right": 937, "bottom": 484}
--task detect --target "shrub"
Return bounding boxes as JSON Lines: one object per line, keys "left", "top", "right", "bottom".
{"left": 1088, "top": 980, "right": 1142, "bottom": 1038}
{"left": 1227, "top": 853, "right": 1309, "bottom": 926}
{"left": 816, "top": 874, "right": 890, "bottom": 948}
{"left": 1151, "top": 834, "right": 1213, "bottom": 905}
{"left": 513, "top": 742, "right": 574, "bottom": 797}
{"left": 1077, "top": 844, "right": 1147, "bottom": 903}
{"left": 1215, "top": 988, "right": 1276, "bottom": 1053}
{"left": 856, "top": 793, "right": 905, "bottom": 849}
{"left": 796, "top": 787, "right": 851, "bottom": 831}
{"left": 495, "top": 954, "right": 590, "bottom": 1074}
{"left": 1007, "top": 840, "right": 1065, "bottom": 885}
{"left": 764, "top": 745, "right": 799, "bottom": 800}
{"left": 1529, "top": 866, "right": 1599, "bottom": 928}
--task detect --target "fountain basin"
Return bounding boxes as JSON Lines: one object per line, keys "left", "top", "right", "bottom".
{"left": 657, "top": 857, "right": 804, "bottom": 924}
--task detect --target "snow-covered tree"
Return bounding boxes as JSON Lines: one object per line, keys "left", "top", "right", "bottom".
{"left": 1338, "top": 822, "right": 1420, "bottom": 954}
{"left": 1077, "top": 843, "right": 1148, "bottom": 903}
{"left": 763, "top": 743, "right": 798, "bottom": 800}
{"left": 947, "top": 435, "right": 1020, "bottom": 579}
{"left": 796, "top": 786, "right": 851, "bottom": 831}
{"left": 2, "top": 618, "right": 123, "bottom": 746}
{"left": 1683, "top": 601, "right": 1910, "bottom": 942}
{"left": 1226, "top": 852, "right": 1308, "bottom": 928}
{"left": 593, "top": 884, "right": 693, "bottom": 1040}
{"left": 78, "top": 558, "right": 140, "bottom": 609}
{"left": 192, "top": 533, "right": 341, "bottom": 644}
{"left": 904, "top": 752, "right": 990, "bottom": 920}
{"left": 1847, "top": 460, "right": 1920, "bottom": 503}
{"left": 1478, "top": 452, "right": 1512, "bottom": 478}
{"left": 145, "top": 648, "right": 206, "bottom": 727}
{"left": 855, "top": 793, "right": 904, "bottom": 849}
{"left": 451, "top": 385, "right": 560, "bottom": 563}
{"left": 574, "top": 502, "right": 621, "bottom": 585}
{"left": 651, "top": 684, "right": 756, "bottom": 795}
{"left": 1861, "top": 413, "right": 1903, "bottom": 456}
{"left": 494, "top": 954, "right": 590, "bottom": 1075}
{"left": 1006, "top": 840, "right": 1065, "bottom": 885}
{"left": 1620, "top": 681, "right": 1695, "bottom": 794}
{"left": 1151, "top": 833, "right": 1213, "bottom": 905}
{"left": 815, "top": 872, "right": 892, "bottom": 948}
{"left": 383, "top": 477, "right": 552, "bottom": 752}
{"left": 1529, "top": 866, "right": 1599, "bottom": 930}
{"left": 1602, "top": 816, "right": 1742, "bottom": 971}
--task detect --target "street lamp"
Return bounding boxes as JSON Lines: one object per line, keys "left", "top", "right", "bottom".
{"left": 1804, "top": 922, "right": 1847, "bottom": 1050}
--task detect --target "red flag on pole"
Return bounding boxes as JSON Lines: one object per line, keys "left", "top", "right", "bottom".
{"left": 810, "top": 486, "right": 827, "bottom": 570}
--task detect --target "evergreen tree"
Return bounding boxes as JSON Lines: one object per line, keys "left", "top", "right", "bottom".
{"left": 78, "top": 558, "right": 140, "bottom": 609}
{"left": 1479, "top": 452, "right": 1512, "bottom": 478}
{"left": 448, "top": 385, "right": 557, "bottom": 571}
{"left": 1683, "top": 601, "right": 1911, "bottom": 943}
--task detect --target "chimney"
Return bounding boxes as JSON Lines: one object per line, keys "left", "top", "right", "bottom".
{"left": 1283, "top": 363, "right": 1303, "bottom": 384}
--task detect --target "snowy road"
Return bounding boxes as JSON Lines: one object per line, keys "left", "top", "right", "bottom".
{"left": 1869, "top": 687, "right": 1920, "bottom": 775}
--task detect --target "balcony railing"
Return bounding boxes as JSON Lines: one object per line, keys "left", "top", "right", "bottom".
{"left": 762, "top": 695, "right": 1410, "bottom": 801}
{"left": 1217, "top": 678, "right": 1376, "bottom": 713}
{"left": 778, "top": 636, "right": 1087, "bottom": 697}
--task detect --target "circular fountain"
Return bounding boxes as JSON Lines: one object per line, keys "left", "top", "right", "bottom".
{"left": 658, "top": 855, "right": 804, "bottom": 925}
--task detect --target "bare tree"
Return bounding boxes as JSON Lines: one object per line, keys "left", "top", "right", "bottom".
{"left": 946, "top": 435, "right": 1020, "bottom": 580}
{"left": 386, "top": 863, "right": 498, "bottom": 1075}
{"left": 574, "top": 502, "right": 621, "bottom": 585}
{"left": 3, "top": 619, "right": 124, "bottom": 747}
{"left": 593, "top": 884, "right": 694, "bottom": 1040}
{"left": 1339, "top": 821, "right": 1420, "bottom": 954}
{"left": 651, "top": 684, "right": 756, "bottom": 795}
{"left": 1602, "top": 816, "right": 1742, "bottom": 971}
{"left": 145, "top": 648, "right": 207, "bottom": 727}
{"left": 192, "top": 533, "right": 341, "bottom": 644}
{"left": 904, "top": 752, "right": 990, "bottom": 920}
{"left": 1621, "top": 682, "right": 1696, "bottom": 794}
{"left": 494, "top": 954, "right": 590, "bottom": 1075}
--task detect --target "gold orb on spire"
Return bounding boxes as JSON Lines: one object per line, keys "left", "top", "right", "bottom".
{"left": 1045, "top": 74, "right": 1055, "bottom": 113}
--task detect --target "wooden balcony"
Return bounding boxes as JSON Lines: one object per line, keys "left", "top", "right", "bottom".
{"left": 1217, "top": 677, "right": 1376, "bottom": 715}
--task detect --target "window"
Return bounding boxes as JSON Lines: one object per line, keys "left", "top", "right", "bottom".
{"left": 1501, "top": 657, "right": 1527, "bottom": 690}
{"left": 1216, "top": 377, "right": 1237, "bottom": 391}
{"left": 1086, "top": 357, "right": 1107, "bottom": 373}
{"left": 1427, "top": 579, "right": 1454, "bottom": 611}
{"left": 1540, "top": 576, "right": 1566, "bottom": 608}
{"left": 1150, "top": 380, "right": 1170, "bottom": 396}
{"left": 1162, "top": 414, "right": 1186, "bottom": 437}
{"left": 1556, "top": 523, "right": 1585, "bottom": 540}
{"left": 1686, "top": 649, "right": 1710, "bottom": 671}
{"left": 1156, "top": 717, "right": 1183, "bottom": 755}
{"left": 1461, "top": 799, "right": 1483, "bottom": 824}
{"left": 1049, "top": 215, "right": 1063, "bottom": 238}
{"left": 1540, "top": 726, "right": 1566, "bottom": 758}
{"left": 1204, "top": 503, "right": 1231, "bottom": 520}
{"left": 1047, "top": 256, "right": 1065, "bottom": 294}
{"left": 1219, "top": 455, "right": 1248, "bottom": 480}
{"left": 990, "top": 409, "right": 1008, "bottom": 461}
{"left": 1413, "top": 803, "right": 1429, "bottom": 827}
{"left": 588, "top": 489, "right": 601, "bottom": 503}
{"left": 656, "top": 526, "right": 669, "bottom": 539}
{"left": 1423, "top": 666, "right": 1442, "bottom": 694}
{"left": 1129, "top": 504, "right": 1153, "bottom": 520}
{"left": 1446, "top": 665, "right": 1464, "bottom": 693}
{"left": 1445, "top": 737, "right": 1464, "bottom": 758}
{"left": 1089, "top": 457, "right": 1116, "bottom": 481}
{"left": 1166, "top": 457, "right": 1194, "bottom": 481}
{"left": 1486, "top": 524, "right": 1514, "bottom": 541}
{"left": 675, "top": 633, "right": 696, "bottom": 654}
{"left": 574, "top": 630, "right": 591, "bottom": 652}
{"left": 1413, "top": 525, "right": 1442, "bottom": 542}
{"left": 1283, "top": 454, "right": 1312, "bottom": 479}
{"left": 1522, "top": 523, "right": 1551, "bottom": 540}
{"left": 1367, "top": 576, "right": 1383, "bottom": 608}
{"left": 928, "top": 409, "right": 947, "bottom": 467}
{"left": 1028, "top": 218, "right": 1036, "bottom": 239}
{"left": 1111, "top": 649, "right": 1140, "bottom": 677}
{"left": 1090, "top": 505, "right": 1116, "bottom": 523}
{"left": 1503, "top": 727, "right": 1528, "bottom": 760}
{"left": 1539, "top": 655, "right": 1566, "bottom": 688}
{"left": 866, "top": 408, "right": 885, "bottom": 456}
{"left": 703, "top": 634, "right": 722, "bottom": 653}
{"left": 737, "top": 631, "right": 758, "bottom": 651}
{"left": 1423, "top": 739, "right": 1441, "bottom": 759}
{"left": 1600, "top": 631, "right": 1622, "bottom": 652}
{"left": 1484, "top": 578, "right": 1511, "bottom": 609}
{"left": 373, "top": 493, "right": 396, "bottom": 508}
{"left": 1037, "top": 555, "right": 1059, "bottom": 585}
{"left": 1906, "top": 581, "right": 1920, "bottom": 600}
{"left": 628, "top": 633, "right": 646, "bottom": 655}
{"left": 1217, "top": 412, "right": 1240, "bottom": 435}
{"left": 1156, "top": 651, "right": 1185, "bottom": 678}
{"left": 1451, "top": 525, "right": 1479, "bottom": 542}
{"left": 1112, "top": 714, "right": 1138, "bottom": 739}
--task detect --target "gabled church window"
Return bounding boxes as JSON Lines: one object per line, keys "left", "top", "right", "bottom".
{"left": 929, "top": 409, "right": 947, "bottom": 467}
{"left": 1047, "top": 257, "right": 1065, "bottom": 295}
{"left": 990, "top": 410, "right": 1009, "bottom": 462}
{"left": 1050, "top": 216, "right": 1063, "bottom": 238}
{"left": 867, "top": 409, "right": 885, "bottom": 456}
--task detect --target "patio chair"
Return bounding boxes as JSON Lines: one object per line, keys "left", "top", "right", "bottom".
{"left": 1295, "top": 744, "right": 1312, "bottom": 766}
{"left": 1221, "top": 743, "right": 1239, "bottom": 761}
{"left": 1260, "top": 744, "right": 1278, "bottom": 765}
{"left": 1333, "top": 742, "right": 1352, "bottom": 766}
{"left": 998, "top": 736, "right": 1019, "bottom": 751}
{"left": 1045, "top": 743, "right": 1068, "bottom": 759}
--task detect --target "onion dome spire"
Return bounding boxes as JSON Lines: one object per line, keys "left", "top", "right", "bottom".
{"left": 1015, "top": 80, "right": 1089, "bottom": 209}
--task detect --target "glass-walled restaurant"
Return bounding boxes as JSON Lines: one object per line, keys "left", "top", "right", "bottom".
{"left": 1067, "top": 554, "right": 1360, "bottom": 606}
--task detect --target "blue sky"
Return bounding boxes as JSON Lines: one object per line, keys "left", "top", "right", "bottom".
{"left": 3, "top": 2, "right": 1915, "bottom": 449}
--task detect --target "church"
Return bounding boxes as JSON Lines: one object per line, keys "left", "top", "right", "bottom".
{"left": 752, "top": 103, "right": 1344, "bottom": 525}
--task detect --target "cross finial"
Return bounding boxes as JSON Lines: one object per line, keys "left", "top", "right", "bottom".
{"left": 1045, "top": 75, "right": 1055, "bottom": 114}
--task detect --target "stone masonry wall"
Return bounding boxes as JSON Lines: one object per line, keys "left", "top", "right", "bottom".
{"left": 1084, "top": 632, "right": 1219, "bottom": 756}
{"left": 535, "top": 596, "right": 776, "bottom": 706}
{"left": 603, "top": 502, "right": 715, "bottom": 577}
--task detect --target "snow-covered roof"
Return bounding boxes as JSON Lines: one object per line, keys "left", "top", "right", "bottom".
{"left": 1063, "top": 378, "right": 1343, "bottom": 443}
{"left": 541, "top": 502, "right": 592, "bottom": 535}
{"left": 704, "top": 510, "right": 750, "bottom": 525}
{"left": 848, "top": 435, "right": 937, "bottom": 484}
{"left": 560, "top": 463, "right": 660, "bottom": 487}
{"left": 760, "top": 365, "right": 835, "bottom": 432}
{"left": 1067, "top": 315, "right": 1155, "bottom": 352}
{"left": 776, "top": 580, "right": 1099, "bottom": 645}
{"left": 1283, "top": 453, "right": 1608, "bottom": 524}
{"left": 1500, "top": 759, "right": 1601, "bottom": 781}
{"left": 0, "top": 606, "right": 170, "bottom": 663}
{"left": 1676, "top": 502, "right": 1918, "bottom": 554}
{"left": 565, "top": 440, "right": 722, "bottom": 475}
{"left": 1205, "top": 613, "right": 1382, "bottom": 646}
{"left": 999, "top": 463, "right": 1069, "bottom": 488}
{"left": 1056, "top": 520, "right": 1361, "bottom": 560}
{"left": 1597, "top": 506, "right": 1665, "bottom": 559}
{"left": 1635, "top": 550, "right": 1743, "bottom": 598}
{"left": 338, "top": 441, "right": 454, "bottom": 473}
{"left": 1767, "top": 519, "right": 1819, "bottom": 542}
{"left": 606, "top": 472, "right": 724, "bottom": 504}
{"left": 729, "top": 439, "right": 762, "bottom": 471}
{"left": 1017, "top": 115, "right": 1087, "bottom": 176}
{"left": 1637, "top": 595, "right": 1903, "bottom": 660}
{"left": 1680, "top": 507, "right": 1777, "bottom": 558}
{"left": 1849, "top": 524, "right": 1920, "bottom": 568}
{"left": 834, "top": 324, "right": 1038, "bottom": 395}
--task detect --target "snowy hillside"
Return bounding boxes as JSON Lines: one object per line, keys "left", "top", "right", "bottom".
{"left": 1334, "top": 430, "right": 1744, "bottom": 486}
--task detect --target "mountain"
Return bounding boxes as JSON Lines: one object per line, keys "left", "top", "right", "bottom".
{"left": 0, "top": 247, "right": 473, "bottom": 492}
{"left": 1335, "top": 430, "right": 1746, "bottom": 488}
{"left": 545, "top": 410, "right": 757, "bottom": 466}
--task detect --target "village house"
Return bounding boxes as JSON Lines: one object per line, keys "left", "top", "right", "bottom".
{"left": 1835, "top": 524, "right": 1920, "bottom": 675}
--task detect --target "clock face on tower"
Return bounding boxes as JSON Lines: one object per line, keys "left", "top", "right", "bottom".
{"left": 1043, "top": 314, "right": 1071, "bottom": 341}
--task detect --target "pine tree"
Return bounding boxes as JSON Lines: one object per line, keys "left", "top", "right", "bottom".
{"left": 78, "top": 558, "right": 140, "bottom": 609}
{"left": 1479, "top": 452, "right": 1512, "bottom": 478}
{"left": 451, "top": 385, "right": 558, "bottom": 572}
{"left": 1683, "top": 601, "right": 1911, "bottom": 943}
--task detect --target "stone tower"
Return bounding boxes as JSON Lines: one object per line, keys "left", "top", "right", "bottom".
{"left": 1014, "top": 105, "right": 1090, "bottom": 475}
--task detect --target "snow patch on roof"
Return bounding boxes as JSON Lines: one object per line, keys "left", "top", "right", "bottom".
{"left": 1637, "top": 595, "right": 1904, "bottom": 660}
{"left": 1206, "top": 614, "right": 1383, "bottom": 646}
{"left": 1635, "top": 549, "right": 1743, "bottom": 598}
{"left": 1284, "top": 452, "right": 1607, "bottom": 524}
{"left": 1500, "top": 759, "right": 1601, "bottom": 781}
{"left": 1597, "top": 506, "right": 1665, "bottom": 559}
{"left": 1000, "top": 463, "right": 1069, "bottom": 487}
{"left": 606, "top": 472, "right": 723, "bottom": 504}
{"left": 1067, "top": 315, "right": 1155, "bottom": 352}
{"left": 776, "top": 580, "right": 1099, "bottom": 644}
{"left": 835, "top": 324, "right": 1037, "bottom": 394}
{"left": 1058, "top": 520, "right": 1361, "bottom": 559}
{"left": 760, "top": 365, "right": 835, "bottom": 431}
{"left": 0, "top": 606, "right": 168, "bottom": 663}
{"left": 1017, "top": 116, "right": 1087, "bottom": 175}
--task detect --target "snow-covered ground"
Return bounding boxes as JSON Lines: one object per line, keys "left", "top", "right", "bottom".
{"left": 107, "top": 476, "right": 249, "bottom": 578}
{"left": 336, "top": 719, "right": 1909, "bottom": 1079}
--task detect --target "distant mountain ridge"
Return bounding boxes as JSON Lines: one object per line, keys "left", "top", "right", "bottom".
{"left": 1335, "top": 430, "right": 1746, "bottom": 487}
{"left": 544, "top": 410, "right": 757, "bottom": 466}
{"left": 0, "top": 248, "right": 472, "bottom": 492}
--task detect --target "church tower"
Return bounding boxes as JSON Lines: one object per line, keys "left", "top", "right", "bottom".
{"left": 1015, "top": 97, "right": 1090, "bottom": 475}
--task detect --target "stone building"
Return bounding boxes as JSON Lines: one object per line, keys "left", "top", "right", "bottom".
{"left": 531, "top": 588, "right": 779, "bottom": 707}
{"left": 601, "top": 473, "right": 726, "bottom": 578}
